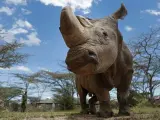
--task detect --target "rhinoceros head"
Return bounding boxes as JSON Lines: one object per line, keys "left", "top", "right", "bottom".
{"left": 60, "top": 4, "right": 127, "bottom": 75}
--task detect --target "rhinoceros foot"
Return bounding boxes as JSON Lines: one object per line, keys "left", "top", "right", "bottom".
{"left": 89, "top": 104, "right": 96, "bottom": 115}
{"left": 96, "top": 111, "right": 113, "bottom": 118}
{"left": 89, "top": 108, "right": 96, "bottom": 115}
{"left": 118, "top": 110, "right": 130, "bottom": 116}
{"left": 80, "top": 109, "right": 90, "bottom": 114}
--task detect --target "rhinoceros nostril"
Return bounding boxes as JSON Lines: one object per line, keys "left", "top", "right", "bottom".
{"left": 88, "top": 51, "right": 98, "bottom": 64}
{"left": 88, "top": 51, "right": 96, "bottom": 57}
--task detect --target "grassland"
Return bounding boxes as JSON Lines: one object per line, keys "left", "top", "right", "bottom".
{"left": 0, "top": 107, "right": 160, "bottom": 120}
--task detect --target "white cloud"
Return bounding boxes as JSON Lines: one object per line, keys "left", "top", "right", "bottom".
{"left": 20, "top": 32, "right": 41, "bottom": 46}
{"left": 83, "top": 9, "right": 90, "bottom": 14}
{"left": 0, "top": 6, "right": 15, "bottom": 16}
{"left": 1, "top": 19, "right": 33, "bottom": 43}
{"left": 1, "top": 19, "right": 41, "bottom": 46}
{"left": 39, "top": 0, "right": 101, "bottom": 14}
{"left": 5, "top": 0, "right": 27, "bottom": 5}
{"left": 0, "top": 27, "right": 16, "bottom": 42}
{"left": 21, "top": 8, "right": 32, "bottom": 15}
{"left": 38, "top": 67, "right": 50, "bottom": 71}
{"left": 2, "top": 32, "right": 16, "bottom": 43}
{"left": 142, "top": 9, "right": 160, "bottom": 16}
{"left": 0, "top": 66, "right": 32, "bottom": 72}
{"left": 125, "top": 26, "right": 134, "bottom": 32}
{"left": 13, "top": 19, "right": 33, "bottom": 29}
{"left": 13, "top": 66, "right": 32, "bottom": 72}
{"left": 9, "top": 28, "right": 28, "bottom": 35}
{"left": 141, "top": 1, "right": 160, "bottom": 16}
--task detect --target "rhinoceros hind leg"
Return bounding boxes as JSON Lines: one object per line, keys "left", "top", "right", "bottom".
{"left": 88, "top": 95, "right": 97, "bottom": 114}
{"left": 79, "top": 88, "right": 89, "bottom": 114}
{"left": 80, "top": 104, "right": 89, "bottom": 114}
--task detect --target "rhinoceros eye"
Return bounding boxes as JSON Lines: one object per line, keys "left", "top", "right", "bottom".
{"left": 103, "top": 32, "right": 108, "bottom": 37}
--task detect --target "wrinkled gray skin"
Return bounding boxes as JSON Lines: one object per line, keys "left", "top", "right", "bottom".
{"left": 60, "top": 4, "right": 133, "bottom": 118}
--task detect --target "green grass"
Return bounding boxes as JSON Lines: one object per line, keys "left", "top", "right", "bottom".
{"left": 0, "top": 107, "right": 160, "bottom": 120}
{"left": 132, "top": 106, "right": 160, "bottom": 114}
{"left": 0, "top": 109, "right": 80, "bottom": 120}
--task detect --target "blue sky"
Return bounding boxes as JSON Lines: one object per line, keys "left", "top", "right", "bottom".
{"left": 0, "top": 0, "right": 160, "bottom": 98}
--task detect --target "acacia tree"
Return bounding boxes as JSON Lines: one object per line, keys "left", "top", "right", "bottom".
{"left": 13, "top": 73, "right": 40, "bottom": 112}
{"left": 0, "top": 87, "right": 22, "bottom": 105}
{"left": 36, "top": 70, "right": 76, "bottom": 110}
{"left": 50, "top": 72, "right": 76, "bottom": 110}
{"left": 0, "top": 30, "right": 28, "bottom": 110}
{"left": 130, "top": 27, "right": 160, "bottom": 100}
{"left": 0, "top": 41, "right": 28, "bottom": 68}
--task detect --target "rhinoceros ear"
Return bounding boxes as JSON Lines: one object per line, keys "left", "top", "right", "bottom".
{"left": 76, "top": 15, "right": 93, "bottom": 27}
{"left": 112, "top": 3, "right": 127, "bottom": 20}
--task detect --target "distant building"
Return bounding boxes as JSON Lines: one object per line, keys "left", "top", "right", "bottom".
{"left": 153, "top": 95, "right": 160, "bottom": 100}
{"left": 36, "top": 99, "right": 55, "bottom": 110}
{"left": 153, "top": 95, "right": 160, "bottom": 104}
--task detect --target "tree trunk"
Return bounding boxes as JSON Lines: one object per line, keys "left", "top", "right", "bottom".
{"left": 149, "top": 78, "right": 153, "bottom": 102}
{"left": 21, "top": 91, "right": 27, "bottom": 112}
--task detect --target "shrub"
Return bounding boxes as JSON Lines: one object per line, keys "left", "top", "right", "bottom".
{"left": 10, "top": 102, "right": 20, "bottom": 112}
{"left": 128, "top": 90, "right": 145, "bottom": 107}
{"left": 136, "top": 99, "right": 155, "bottom": 108}
{"left": 110, "top": 100, "right": 118, "bottom": 109}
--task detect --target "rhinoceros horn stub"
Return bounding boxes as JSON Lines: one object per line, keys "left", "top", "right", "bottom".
{"left": 60, "top": 6, "right": 88, "bottom": 48}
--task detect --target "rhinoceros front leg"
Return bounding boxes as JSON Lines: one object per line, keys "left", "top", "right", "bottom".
{"left": 117, "top": 69, "right": 133, "bottom": 116}
{"left": 79, "top": 88, "right": 89, "bottom": 114}
{"left": 96, "top": 90, "right": 113, "bottom": 118}
{"left": 88, "top": 95, "right": 97, "bottom": 114}
{"left": 117, "top": 89, "right": 130, "bottom": 116}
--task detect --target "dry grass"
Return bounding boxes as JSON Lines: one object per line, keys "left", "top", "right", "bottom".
{"left": 0, "top": 107, "right": 160, "bottom": 120}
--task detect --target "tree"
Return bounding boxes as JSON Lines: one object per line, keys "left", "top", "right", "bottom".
{"left": 53, "top": 86, "right": 75, "bottom": 110}
{"left": 51, "top": 72, "right": 76, "bottom": 110}
{"left": 128, "top": 90, "right": 145, "bottom": 107}
{"left": 28, "top": 71, "right": 55, "bottom": 101}
{"left": 36, "top": 71, "right": 76, "bottom": 110}
{"left": 0, "top": 28, "right": 27, "bottom": 68}
{"left": 13, "top": 73, "right": 40, "bottom": 112}
{"left": 0, "top": 41, "right": 28, "bottom": 68}
{"left": 0, "top": 87, "right": 22, "bottom": 107}
{"left": 130, "top": 27, "right": 160, "bottom": 100}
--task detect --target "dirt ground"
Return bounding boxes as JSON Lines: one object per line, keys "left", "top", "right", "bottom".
{"left": 1, "top": 107, "right": 160, "bottom": 120}
{"left": 22, "top": 113, "right": 159, "bottom": 120}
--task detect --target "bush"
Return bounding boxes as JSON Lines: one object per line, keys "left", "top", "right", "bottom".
{"left": 10, "top": 102, "right": 20, "bottom": 112}
{"left": 110, "top": 100, "right": 118, "bottom": 109}
{"left": 0, "top": 99, "right": 5, "bottom": 111}
{"left": 27, "top": 104, "right": 50, "bottom": 112}
{"left": 136, "top": 99, "right": 157, "bottom": 108}
{"left": 128, "top": 90, "right": 145, "bottom": 107}
{"left": 54, "top": 96, "right": 75, "bottom": 110}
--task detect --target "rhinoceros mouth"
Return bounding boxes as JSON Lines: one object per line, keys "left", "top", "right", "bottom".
{"left": 66, "top": 50, "right": 98, "bottom": 73}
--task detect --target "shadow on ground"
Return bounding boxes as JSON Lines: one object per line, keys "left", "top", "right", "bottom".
{"left": 65, "top": 112, "right": 159, "bottom": 120}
